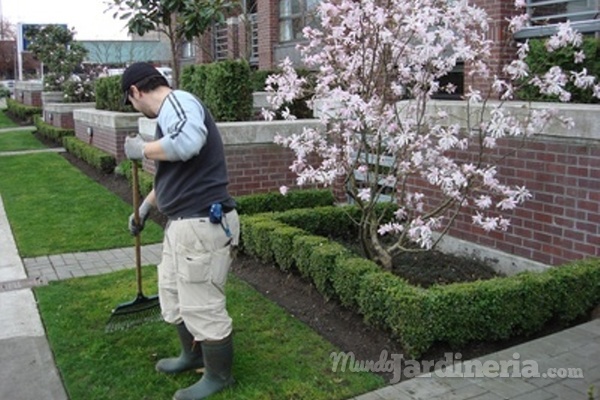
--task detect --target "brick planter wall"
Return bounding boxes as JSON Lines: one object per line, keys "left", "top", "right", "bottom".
{"left": 44, "top": 103, "right": 95, "bottom": 130}
{"left": 14, "top": 81, "right": 43, "bottom": 107}
{"left": 138, "top": 118, "right": 321, "bottom": 197}
{"left": 73, "top": 109, "right": 142, "bottom": 163}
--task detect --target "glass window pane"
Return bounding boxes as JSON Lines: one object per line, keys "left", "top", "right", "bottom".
{"left": 280, "top": 19, "right": 293, "bottom": 42}
{"left": 279, "top": 0, "right": 291, "bottom": 17}
{"left": 291, "top": 0, "right": 302, "bottom": 14}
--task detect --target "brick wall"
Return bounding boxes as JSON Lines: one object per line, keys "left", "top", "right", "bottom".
{"left": 257, "top": 0, "right": 279, "bottom": 70}
{"left": 44, "top": 111, "right": 75, "bottom": 130}
{"left": 15, "top": 89, "right": 42, "bottom": 107}
{"left": 401, "top": 135, "right": 600, "bottom": 267}
{"left": 467, "top": 0, "right": 520, "bottom": 95}
{"left": 74, "top": 122, "right": 135, "bottom": 164}
{"left": 225, "top": 143, "right": 299, "bottom": 196}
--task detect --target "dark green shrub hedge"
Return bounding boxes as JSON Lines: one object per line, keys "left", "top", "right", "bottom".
{"left": 240, "top": 203, "right": 600, "bottom": 358}
{"left": 181, "top": 61, "right": 253, "bottom": 122}
{"left": 518, "top": 36, "right": 600, "bottom": 103}
{"left": 94, "top": 76, "right": 135, "bottom": 112}
{"left": 34, "top": 116, "right": 74, "bottom": 145}
{"left": 6, "top": 98, "right": 42, "bottom": 124}
{"left": 63, "top": 136, "right": 116, "bottom": 174}
{"left": 117, "top": 160, "right": 154, "bottom": 198}
{"left": 181, "top": 64, "right": 209, "bottom": 101}
{"left": 236, "top": 189, "right": 335, "bottom": 215}
{"left": 204, "top": 60, "right": 253, "bottom": 122}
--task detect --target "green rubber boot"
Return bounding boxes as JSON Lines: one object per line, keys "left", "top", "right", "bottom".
{"left": 173, "top": 334, "right": 234, "bottom": 400}
{"left": 156, "top": 323, "right": 204, "bottom": 374}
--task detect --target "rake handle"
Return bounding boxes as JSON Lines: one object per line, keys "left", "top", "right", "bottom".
{"left": 132, "top": 160, "right": 143, "bottom": 296}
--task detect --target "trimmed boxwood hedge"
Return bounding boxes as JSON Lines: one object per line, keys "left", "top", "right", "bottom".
{"left": 240, "top": 204, "right": 600, "bottom": 357}
{"left": 6, "top": 98, "right": 42, "bottom": 124}
{"left": 34, "top": 116, "right": 74, "bottom": 145}
{"left": 62, "top": 136, "right": 116, "bottom": 174}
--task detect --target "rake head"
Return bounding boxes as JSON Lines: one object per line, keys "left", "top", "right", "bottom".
{"left": 105, "top": 294, "right": 162, "bottom": 333}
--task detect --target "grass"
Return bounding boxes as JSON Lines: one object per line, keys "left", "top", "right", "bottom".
{"left": 35, "top": 267, "right": 384, "bottom": 400}
{"left": 0, "top": 129, "right": 46, "bottom": 151}
{"left": 0, "top": 152, "right": 163, "bottom": 256}
{"left": 0, "top": 110, "right": 19, "bottom": 129}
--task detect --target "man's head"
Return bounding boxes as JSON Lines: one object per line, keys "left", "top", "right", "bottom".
{"left": 121, "top": 62, "right": 170, "bottom": 107}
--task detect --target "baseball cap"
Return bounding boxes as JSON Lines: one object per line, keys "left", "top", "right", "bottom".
{"left": 121, "top": 62, "right": 167, "bottom": 105}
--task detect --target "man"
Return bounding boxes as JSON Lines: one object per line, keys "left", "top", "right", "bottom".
{"left": 121, "top": 62, "right": 239, "bottom": 400}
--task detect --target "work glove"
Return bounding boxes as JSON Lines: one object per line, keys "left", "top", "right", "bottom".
{"left": 124, "top": 134, "right": 146, "bottom": 161}
{"left": 128, "top": 198, "right": 153, "bottom": 236}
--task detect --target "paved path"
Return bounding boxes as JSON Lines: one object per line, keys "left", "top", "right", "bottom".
{"left": 0, "top": 126, "right": 36, "bottom": 133}
{"left": 0, "top": 145, "right": 598, "bottom": 399}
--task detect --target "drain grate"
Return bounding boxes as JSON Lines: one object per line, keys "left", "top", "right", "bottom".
{"left": 0, "top": 276, "right": 48, "bottom": 293}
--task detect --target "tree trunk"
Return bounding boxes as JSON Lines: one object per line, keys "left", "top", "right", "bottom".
{"left": 359, "top": 216, "right": 393, "bottom": 270}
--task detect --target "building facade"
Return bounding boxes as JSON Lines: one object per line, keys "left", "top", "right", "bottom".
{"left": 192, "top": 0, "right": 600, "bottom": 81}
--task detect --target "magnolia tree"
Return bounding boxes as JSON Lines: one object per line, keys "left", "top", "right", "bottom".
{"left": 265, "top": 0, "right": 600, "bottom": 269}
{"left": 27, "top": 25, "right": 88, "bottom": 92}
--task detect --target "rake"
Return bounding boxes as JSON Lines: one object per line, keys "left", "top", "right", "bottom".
{"left": 106, "top": 161, "right": 162, "bottom": 332}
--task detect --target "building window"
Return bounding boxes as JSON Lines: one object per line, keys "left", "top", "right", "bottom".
{"left": 527, "top": 0, "right": 599, "bottom": 25}
{"left": 514, "top": 0, "right": 600, "bottom": 39}
{"left": 182, "top": 41, "right": 196, "bottom": 59}
{"left": 279, "top": 0, "right": 320, "bottom": 42}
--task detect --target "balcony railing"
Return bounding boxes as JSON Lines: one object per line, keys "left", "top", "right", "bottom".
{"left": 515, "top": 0, "right": 600, "bottom": 38}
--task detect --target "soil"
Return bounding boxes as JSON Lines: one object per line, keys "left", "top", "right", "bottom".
{"left": 39, "top": 132, "right": 591, "bottom": 383}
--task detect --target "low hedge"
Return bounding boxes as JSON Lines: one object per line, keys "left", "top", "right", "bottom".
{"left": 6, "top": 98, "right": 42, "bottom": 124}
{"left": 34, "top": 116, "right": 74, "bottom": 145}
{"left": 117, "top": 160, "right": 154, "bottom": 198}
{"left": 235, "top": 189, "right": 335, "bottom": 215}
{"left": 241, "top": 206, "right": 600, "bottom": 357}
{"left": 63, "top": 136, "right": 116, "bottom": 174}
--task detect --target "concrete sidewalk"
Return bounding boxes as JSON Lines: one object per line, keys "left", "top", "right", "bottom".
{"left": 0, "top": 150, "right": 598, "bottom": 399}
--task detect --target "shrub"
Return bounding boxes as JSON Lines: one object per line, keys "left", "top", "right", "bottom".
{"left": 63, "top": 78, "right": 95, "bottom": 103}
{"left": 306, "top": 241, "right": 351, "bottom": 299}
{"left": 34, "top": 116, "right": 74, "bottom": 145}
{"left": 239, "top": 201, "right": 600, "bottom": 358}
{"left": 116, "top": 160, "right": 154, "bottom": 197}
{"left": 332, "top": 257, "right": 381, "bottom": 309}
{"left": 204, "top": 60, "right": 253, "bottom": 122}
{"left": 63, "top": 136, "right": 116, "bottom": 174}
{"left": 6, "top": 98, "right": 42, "bottom": 124}
{"left": 270, "top": 225, "right": 307, "bottom": 271}
{"left": 236, "top": 189, "right": 335, "bottom": 215}
{"left": 0, "top": 85, "right": 10, "bottom": 99}
{"left": 292, "top": 235, "right": 329, "bottom": 279}
{"left": 94, "top": 76, "right": 135, "bottom": 112}
{"left": 518, "top": 36, "right": 600, "bottom": 103}
{"left": 250, "top": 69, "right": 277, "bottom": 92}
{"left": 181, "top": 64, "right": 209, "bottom": 101}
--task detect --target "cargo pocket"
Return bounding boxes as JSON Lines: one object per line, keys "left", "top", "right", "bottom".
{"left": 176, "top": 244, "right": 211, "bottom": 283}
{"left": 176, "top": 244, "right": 232, "bottom": 287}
{"left": 210, "top": 245, "right": 233, "bottom": 288}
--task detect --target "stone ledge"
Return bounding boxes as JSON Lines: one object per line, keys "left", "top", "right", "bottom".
{"left": 45, "top": 102, "right": 96, "bottom": 113}
{"left": 15, "top": 80, "right": 43, "bottom": 91}
{"left": 138, "top": 117, "right": 322, "bottom": 144}
{"left": 74, "top": 109, "right": 142, "bottom": 129}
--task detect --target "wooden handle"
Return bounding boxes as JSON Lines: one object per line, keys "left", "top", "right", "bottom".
{"left": 132, "top": 161, "right": 143, "bottom": 295}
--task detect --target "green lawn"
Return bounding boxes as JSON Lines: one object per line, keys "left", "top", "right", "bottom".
{"left": 35, "top": 267, "right": 384, "bottom": 400}
{"left": 0, "top": 110, "right": 18, "bottom": 129}
{"left": 0, "top": 129, "right": 46, "bottom": 151}
{"left": 0, "top": 153, "right": 163, "bottom": 256}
